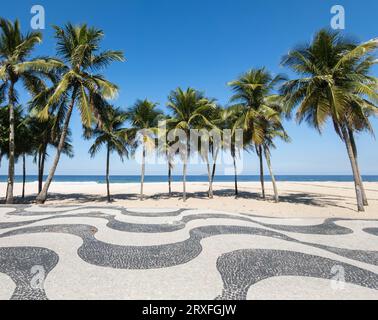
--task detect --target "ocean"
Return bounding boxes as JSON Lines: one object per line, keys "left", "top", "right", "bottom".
{"left": 1, "top": 175, "right": 378, "bottom": 183}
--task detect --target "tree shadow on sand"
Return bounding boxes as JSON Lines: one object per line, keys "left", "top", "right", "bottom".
{"left": 0, "top": 189, "right": 354, "bottom": 211}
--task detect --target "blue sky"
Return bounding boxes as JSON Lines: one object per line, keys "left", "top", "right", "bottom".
{"left": 1, "top": 0, "right": 377, "bottom": 176}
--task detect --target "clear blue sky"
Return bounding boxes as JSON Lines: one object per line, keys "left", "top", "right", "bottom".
{"left": 1, "top": 0, "right": 377, "bottom": 176}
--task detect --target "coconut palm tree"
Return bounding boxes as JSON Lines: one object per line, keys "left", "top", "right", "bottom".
{"left": 0, "top": 101, "right": 7, "bottom": 169}
{"left": 261, "top": 119, "right": 290, "bottom": 203}
{"left": 167, "top": 88, "right": 216, "bottom": 201}
{"left": 207, "top": 106, "right": 223, "bottom": 187}
{"left": 0, "top": 105, "right": 34, "bottom": 200}
{"left": 0, "top": 105, "right": 22, "bottom": 199}
{"left": 281, "top": 29, "right": 378, "bottom": 212}
{"left": 156, "top": 117, "right": 177, "bottom": 197}
{"left": 206, "top": 105, "right": 238, "bottom": 197}
{"left": 0, "top": 18, "right": 62, "bottom": 204}
{"left": 195, "top": 105, "right": 218, "bottom": 199}
{"left": 346, "top": 100, "right": 377, "bottom": 205}
{"left": 85, "top": 106, "right": 129, "bottom": 202}
{"left": 165, "top": 134, "right": 176, "bottom": 197}
{"left": 29, "top": 75, "right": 74, "bottom": 193}
{"left": 34, "top": 23, "right": 124, "bottom": 204}
{"left": 228, "top": 68, "right": 286, "bottom": 199}
{"left": 16, "top": 114, "right": 34, "bottom": 199}
{"left": 207, "top": 104, "right": 248, "bottom": 198}
{"left": 127, "top": 99, "right": 163, "bottom": 201}
{"left": 221, "top": 105, "right": 245, "bottom": 196}
{"left": 27, "top": 115, "right": 74, "bottom": 193}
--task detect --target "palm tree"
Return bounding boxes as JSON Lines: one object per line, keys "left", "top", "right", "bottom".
{"left": 34, "top": 23, "right": 124, "bottom": 204}
{"left": 85, "top": 106, "right": 129, "bottom": 202}
{"left": 346, "top": 100, "right": 377, "bottom": 205}
{"left": 281, "top": 29, "right": 378, "bottom": 212}
{"left": 165, "top": 130, "right": 176, "bottom": 197}
{"left": 16, "top": 114, "right": 34, "bottom": 199}
{"left": 156, "top": 117, "right": 177, "bottom": 197}
{"left": 0, "top": 18, "right": 61, "bottom": 204}
{"left": 206, "top": 105, "right": 237, "bottom": 197}
{"left": 0, "top": 106, "right": 35, "bottom": 200}
{"left": 127, "top": 99, "right": 163, "bottom": 201}
{"left": 195, "top": 105, "right": 218, "bottom": 199}
{"left": 27, "top": 115, "right": 74, "bottom": 193}
{"left": 167, "top": 88, "right": 216, "bottom": 201}
{"left": 228, "top": 68, "right": 286, "bottom": 199}
{"left": 0, "top": 101, "right": 7, "bottom": 171}
{"left": 0, "top": 105, "right": 25, "bottom": 199}
{"left": 261, "top": 119, "right": 290, "bottom": 203}
{"left": 29, "top": 77, "right": 74, "bottom": 193}
{"left": 222, "top": 105, "right": 244, "bottom": 196}
{"left": 207, "top": 106, "right": 223, "bottom": 188}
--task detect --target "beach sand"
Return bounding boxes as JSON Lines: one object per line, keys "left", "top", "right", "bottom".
{"left": 1, "top": 181, "right": 378, "bottom": 219}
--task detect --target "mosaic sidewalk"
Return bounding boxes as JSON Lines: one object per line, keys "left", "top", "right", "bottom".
{"left": 0, "top": 205, "right": 377, "bottom": 300}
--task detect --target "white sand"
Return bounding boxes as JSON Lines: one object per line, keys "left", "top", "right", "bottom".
{"left": 1, "top": 181, "right": 378, "bottom": 218}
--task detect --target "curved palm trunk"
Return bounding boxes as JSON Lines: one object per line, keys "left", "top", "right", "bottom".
{"left": 209, "top": 147, "right": 219, "bottom": 196}
{"left": 264, "top": 146, "right": 279, "bottom": 203}
{"left": 211, "top": 163, "right": 216, "bottom": 185}
{"left": 354, "top": 157, "right": 368, "bottom": 206}
{"left": 206, "top": 156, "right": 213, "bottom": 199}
{"left": 258, "top": 145, "right": 266, "bottom": 199}
{"left": 233, "top": 154, "right": 238, "bottom": 197}
{"left": 106, "top": 142, "right": 111, "bottom": 203}
{"left": 341, "top": 126, "right": 364, "bottom": 212}
{"left": 22, "top": 154, "right": 26, "bottom": 199}
{"left": 348, "top": 129, "right": 368, "bottom": 206}
{"left": 140, "top": 145, "right": 146, "bottom": 201}
{"left": 168, "top": 161, "right": 172, "bottom": 197}
{"left": 36, "top": 92, "right": 76, "bottom": 204}
{"left": 6, "top": 81, "right": 16, "bottom": 204}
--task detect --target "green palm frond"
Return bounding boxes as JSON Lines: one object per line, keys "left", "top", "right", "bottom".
{"left": 91, "top": 74, "right": 119, "bottom": 99}
{"left": 228, "top": 68, "right": 288, "bottom": 149}
{"left": 282, "top": 29, "right": 378, "bottom": 140}
{"left": 334, "top": 38, "right": 378, "bottom": 70}
{"left": 86, "top": 105, "right": 130, "bottom": 160}
{"left": 38, "top": 72, "right": 73, "bottom": 119}
{"left": 14, "top": 58, "right": 63, "bottom": 74}
{"left": 78, "top": 84, "right": 91, "bottom": 127}
{"left": 90, "top": 50, "right": 125, "bottom": 71}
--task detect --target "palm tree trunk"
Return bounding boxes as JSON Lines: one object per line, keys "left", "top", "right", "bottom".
{"left": 6, "top": 81, "right": 16, "bottom": 204}
{"left": 206, "top": 155, "right": 213, "bottom": 199}
{"left": 348, "top": 128, "right": 368, "bottom": 206}
{"left": 36, "top": 91, "right": 77, "bottom": 204}
{"left": 341, "top": 126, "right": 364, "bottom": 212}
{"left": 38, "top": 148, "right": 46, "bottom": 194}
{"left": 40, "top": 151, "right": 46, "bottom": 192}
{"left": 168, "top": 161, "right": 172, "bottom": 197}
{"left": 264, "top": 146, "right": 279, "bottom": 203}
{"left": 211, "top": 163, "right": 216, "bottom": 183}
{"left": 106, "top": 142, "right": 111, "bottom": 203}
{"left": 183, "top": 144, "right": 188, "bottom": 202}
{"left": 258, "top": 145, "right": 266, "bottom": 199}
{"left": 354, "top": 157, "right": 368, "bottom": 206}
{"left": 233, "top": 154, "right": 238, "bottom": 197}
{"left": 140, "top": 144, "right": 146, "bottom": 201}
{"left": 209, "top": 147, "right": 219, "bottom": 196}
{"left": 38, "top": 151, "right": 42, "bottom": 193}
{"left": 22, "top": 153, "right": 26, "bottom": 199}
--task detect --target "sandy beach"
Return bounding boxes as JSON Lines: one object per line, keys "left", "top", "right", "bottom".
{"left": 1, "top": 181, "right": 377, "bottom": 219}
